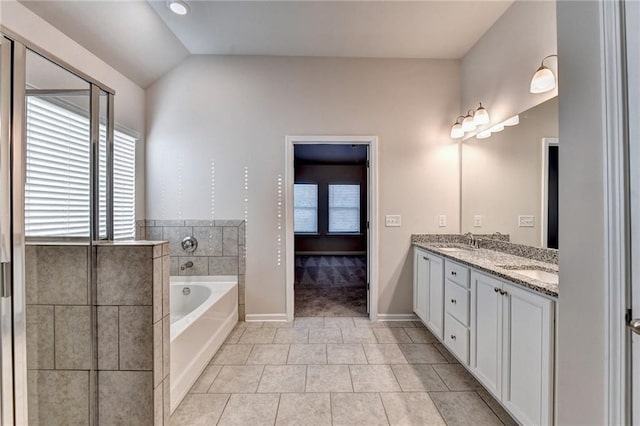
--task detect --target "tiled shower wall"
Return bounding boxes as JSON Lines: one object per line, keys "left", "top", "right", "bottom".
{"left": 25, "top": 242, "right": 170, "bottom": 425}
{"left": 136, "top": 219, "right": 246, "bottom": 319}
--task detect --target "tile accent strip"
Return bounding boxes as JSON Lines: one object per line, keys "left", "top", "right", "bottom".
{"left": 136, "top": 219, "right": 246, "bottom": 320}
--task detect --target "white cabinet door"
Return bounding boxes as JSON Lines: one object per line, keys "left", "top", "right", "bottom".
{"left": 470, "top": 271, "right": 503, "bottom": 396}
{"left": 413, "top": 248, "right": 429, "bottom": 323}
{"left": 501, "top": 282, "right": 554, "bottom": 426}
{"left": 426, "top": 254, "right": 444, "bottom": 339}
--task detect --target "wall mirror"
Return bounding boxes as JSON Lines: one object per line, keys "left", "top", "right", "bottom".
{"left": 460, "top": 97, "right": 558, "bottom": 248}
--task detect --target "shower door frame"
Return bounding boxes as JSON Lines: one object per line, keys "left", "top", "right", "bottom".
{"left": 0, "top": 26, "right": 116, "bottom": 425}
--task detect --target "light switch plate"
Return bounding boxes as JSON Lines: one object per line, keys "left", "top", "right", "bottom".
{"left": 474, "top": 215, "right": 482, "bottom": 227}
{"left": 518, "top": 215, "right": 535, "bottom": 227}
{"left": 438, "top": 215, "right": 447, "bottom": 227}
{"left": 385, "top": 215, "right": 401, "bottom": 227}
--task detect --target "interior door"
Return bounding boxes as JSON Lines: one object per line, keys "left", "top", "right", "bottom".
{"left": 0, "top": 35, "right": 15, "bottom": 426}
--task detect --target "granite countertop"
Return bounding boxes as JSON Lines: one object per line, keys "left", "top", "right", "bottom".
{"left": 413, "top": 241, "right": 559, "bottom": 298}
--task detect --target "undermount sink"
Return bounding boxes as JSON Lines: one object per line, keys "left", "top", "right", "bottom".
{"left": 436, "top": 245, "right": 475, "bottom": 253}
{"left": 507, "top": 268, "right": 558, "bottom": 284}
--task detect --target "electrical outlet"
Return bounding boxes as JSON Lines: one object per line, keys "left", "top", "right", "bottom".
{"left": 474, "top": 215, "right": 482, "bottom": 227}
{"left": 518, "top": 215, "right": 535, "bottom": 228}
{"left": 438, "top": 215, "right": 447, "bottom": 227}
{"left": 385, "top": 215, "right": 401, "bottom": 227}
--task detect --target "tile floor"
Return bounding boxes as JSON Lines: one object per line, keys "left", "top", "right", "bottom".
{"left": 171, "top": 318, "right": 518, "bottom": 425}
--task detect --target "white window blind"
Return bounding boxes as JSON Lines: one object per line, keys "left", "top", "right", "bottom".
{"left": 328, "top": 184, "right": 360, "bottom": 233}
{"left": 25, "top": 96, "right": 136, "bottom": 239}
{"left": 294, "top": 184, "right": 318, "bottom": 234}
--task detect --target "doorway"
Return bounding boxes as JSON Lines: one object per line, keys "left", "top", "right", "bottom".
{"left": 285, "top": 136, "right": 378, "bottom": 321}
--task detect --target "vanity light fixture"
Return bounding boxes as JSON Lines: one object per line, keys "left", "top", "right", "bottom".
{"left": 530, "top": 54, "right": 558, "bottom": 94}
{"left": 473, "top": 102, "right": 490, "bottom": 126}
{"left": 476, "top": 130, "right": 492, "bottom": 140}
{"left": 168, "top": 0, "right": 190, "bottom": 15}
{"left": 461, "top": 110, "right": 477, "bottom": 132}
{"left": 450, "top": 116, "right": 465, "bottom": 139}
{"left": 490, "top": 123, "right": 504, "bottom": 133}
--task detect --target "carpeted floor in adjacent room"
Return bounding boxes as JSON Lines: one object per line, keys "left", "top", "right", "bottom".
{"left": 294, "top": 255, "right": 367, "bottom": 317}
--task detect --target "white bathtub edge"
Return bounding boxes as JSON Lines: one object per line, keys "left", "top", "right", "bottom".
{"left": 170, "top": 305, "right": 238, "bottom": 414}
{"left": 245, "top": 313, "right": 289, "bottom": 322}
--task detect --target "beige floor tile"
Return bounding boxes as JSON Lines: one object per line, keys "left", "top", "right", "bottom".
{"left": 238, "top": 328, "right": 276, "bottom": 344}
{"left": 476, "top": 389, "right": 519, "bottom": 426}
{"left": 373, "top": 328, "right": 412, "bottom": 343}
{"left": 383, "top": 321, "right": 416, "bottom": 328}
{"left": 429, "top": 391, "right": 502, "bottom": 426}
{"left": 353, "top": 317, "right": 387, "bottom": 328}
{"left": 330, "top": 393, "right": 389, "bottom": 426}
{"left": 257, "top": 365, "right": 306, "bottom": 393}
{"left": 171, "top": 393, "right": 230, "bottom": 426}
{"left": 294, "top": 317, "right": 324, "bottom": 328}
{"left": 399, "top": 344, "right": 447, "bottom": 364}
{"left": 236, "top": 321, "right": 264, "bottom": 328}
{"left": 327, "top": 344, "right": 367, "bottom": 364}
{"left": 262, "top": 321, "right": 294, "bottom": 328}
{"left": 210, "top": 344, "right": 253, "bottom": 365}
{"left": 246, "top": 344, "right": 290, "bottom": 365}
{"left": 404, "top": 327, "right": 438, "bottom": 343}
{"left": 413, "top": 321, "right": 427, "bottom": 328}
{"left": 208, "top": 365, "right": 264, "bottom": 393}
{"left": 380, "top": 392, "right": 446, "bottom": 426}
{"left": 341, "top": 328, "right": 377, "bottom": 344}
{"left": 275, "top": 393, "right": 331, "bottom": 426}
{"left": 309, "top": 327, "right": 343, "bottom": 343}
{"left": 224, "top": 327, "right": 246, "bottom": 344}
{"left": 362, "top": 344, "right": 408, "bottom": 364}
{"left": 218, "top": 393, "right": 280, "bottom": 426}
{"left": 274, "top": 327, "right": 309, "bottom": 344}
{"left": 433, "top": 364, "right": 483, "bottom": 391}
{"left": 287, "top": 344, "right": 327, "bottom": 364}
{"left": 324, "top": 317, "right": 355, "bottom": 328}
{"left": 349, "top": 364, "right": 401, "bottom": 392}
{"left": 189, "top": 365, "right": 222, "bottom": 393}
{"left": 391, "top": 365, "right": 448, "bottom": 392}
{"left": 305, "top": 365, "right": 353, "bottom": 392}
{"left": 434, "top": 343, "right": 460, "bottom": 363}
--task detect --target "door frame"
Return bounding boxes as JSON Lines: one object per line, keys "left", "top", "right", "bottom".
{"left": 540, "top": 137, "right": 559, "bottom": 248}
{"left": 284, "top": 135, "right": 379, "bottom": 321}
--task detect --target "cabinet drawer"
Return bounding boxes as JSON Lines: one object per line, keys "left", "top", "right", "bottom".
{"left": 445, "top": 260, "right": 469, "bottom": 288}
{"left": 445, "top": 280, "right": 469, "bottom": 326}
{"left": 444, "top": 313, "right": 469, "bottom": 364}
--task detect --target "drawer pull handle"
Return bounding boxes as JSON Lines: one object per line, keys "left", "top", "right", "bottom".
{"left": 494, "top": 287, "right": 500, "bottom": 293}
{"left": 451, "top": 299, "right": 457, "bottom": 304}
{"left": 423, "top": 256, "right": 429, "bottom": 261}
{"left": 499, "top": 289, "right": 508, "bottom": 296}
{"left": 450, "top": 334, "right": 456, "bottom": 340}
{"left": 451, "top": 271, "right": 457, "bottom": 276}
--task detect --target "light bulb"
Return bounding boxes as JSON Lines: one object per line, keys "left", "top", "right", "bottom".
{"left": 450, "top": 123, "right": 464, "bottom": 139}
{"left": 168, "top": 0, "right": 190, "bottom": 15}
{"left": 461, "top": 113, "right": 476, "bottom": 132}
{"left": 473, "top": 103, "right": 490, "bottom": 126}
{"left": 530, "top": 66, "right": 556, "bottom": 93}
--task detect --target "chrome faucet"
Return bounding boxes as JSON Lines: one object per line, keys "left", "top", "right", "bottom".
{"left": 464, "top": 232, "right": 479, "bottom": 249}
{"left": 180, "top": 261, "right": 194, "bottom": 271}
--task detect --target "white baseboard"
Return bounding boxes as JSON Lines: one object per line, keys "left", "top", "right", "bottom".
{"left": 245, "top": 313, "right": 289, "bottom": 322}
{"left": 377, "top": 313, "right": 419, "bottom": 321}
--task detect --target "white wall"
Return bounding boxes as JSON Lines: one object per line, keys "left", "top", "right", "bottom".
{"left": 146, "top": 55, "right": 461, "bottom": 315}
{"left": 461, "top": 97, "right": 558, "bottom": 246}
{"left": 461, "top": 0, "right": 557, "bottom": 126}
{"left": 0, "top": 0, "right": 147, "bottom": 219}
{"left": 556, "top": 1, "right": 607, "bottom": 423}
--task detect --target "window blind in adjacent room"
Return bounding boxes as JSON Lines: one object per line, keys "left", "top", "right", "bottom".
{"left": 294, "top": 183, "right": 318, "bottom": 233}
{"left": 328, "top": 184, "right": 360, "bottom": 233}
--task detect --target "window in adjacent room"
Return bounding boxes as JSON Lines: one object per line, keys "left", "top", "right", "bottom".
{"left": 328, "top": 184, "right": 360, "bottom": 233}
{"left": 294, "top": 183, "right": 318, "bottom": 234}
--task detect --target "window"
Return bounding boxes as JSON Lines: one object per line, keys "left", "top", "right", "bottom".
{"left": 25, "top": 96, "right": 136, "bottom": 239}
{"left": 294, "top": 184, "right": 318, "bottom": 233}
{"left": 328, "top": 184, "right": 360, "bottom": 233}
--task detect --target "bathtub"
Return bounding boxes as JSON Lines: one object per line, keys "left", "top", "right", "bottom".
{"left": 170, "top": 275, "right": 238, "bottom": 412}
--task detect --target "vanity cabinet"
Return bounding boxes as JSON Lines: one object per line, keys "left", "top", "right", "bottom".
{"left": 412, "top": 248, "right": 444, "bottom": 339}
{"left": 443, "top": 260, "right": 471, "bottom": 364}
{"left": 470, "top": 271, "right": 554, "bottom": 426}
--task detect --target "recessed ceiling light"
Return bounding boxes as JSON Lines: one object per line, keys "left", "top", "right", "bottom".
{"left": 168, "top": 0, "right": 190, "bottom": 15}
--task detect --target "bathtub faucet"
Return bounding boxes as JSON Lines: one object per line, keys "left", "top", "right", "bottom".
{"left": 180, "top": 261, "right": 194, "bottom": 271}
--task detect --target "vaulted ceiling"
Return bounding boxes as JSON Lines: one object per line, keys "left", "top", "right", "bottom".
{"left": 19, "top": 0, "right": 513, "bottom": 88}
